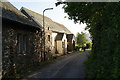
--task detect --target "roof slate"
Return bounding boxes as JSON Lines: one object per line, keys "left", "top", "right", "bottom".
{"left": 55, "top": 33, "right": 64, "bottom": 40}
{"left": 67, "top": 34, "right": 74, "bottom": 41}
{"left": 21, "top": 7, "right": 72, "bottom": 34}
{"left": 0, "top": 1, "right": 38, "bottom": 28}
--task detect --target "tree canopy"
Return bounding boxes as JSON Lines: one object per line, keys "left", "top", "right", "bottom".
{"left": 76, "top": 32, "right": 88, "bottom": 46}
{"left": 63, "top": 2, "right": 120, "bottom": 79}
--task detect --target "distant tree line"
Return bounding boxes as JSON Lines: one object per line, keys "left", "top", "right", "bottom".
{"left": 76, "top": 32, "right": 88, "bottom": 47}
{"left": 76, "top": 32, "right": 91, "bottom": 51}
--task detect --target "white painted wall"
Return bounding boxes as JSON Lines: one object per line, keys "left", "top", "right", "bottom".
{"left": 51, "top": 32, "right": 58, "bottom": 54}
{"left": 62, "top": 34, "right": 67, "bottom": 54}
{"left": 52, "top": 32, "right": 57, "bottom": 47}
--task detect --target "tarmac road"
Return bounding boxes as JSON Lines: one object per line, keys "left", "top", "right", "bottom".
{"left": 28, "top": 51, "right": 90, "bottom": 79}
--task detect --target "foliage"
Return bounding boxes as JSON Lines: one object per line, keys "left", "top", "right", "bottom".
{"left": 63, "top": 2, "right": 120, "bottom": 79}
{"left": 86, "top": 42, "right": 92, "bottom": 49}
{"left": 76, "top": 32, "right": 88, "bottom": 46}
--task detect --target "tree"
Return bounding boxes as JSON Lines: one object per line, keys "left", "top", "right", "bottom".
{"left": 63, "top": 2, "right": 120, "bottom": 79}
{"left": 76, "top": 32, "right": 87, "bottom": 46}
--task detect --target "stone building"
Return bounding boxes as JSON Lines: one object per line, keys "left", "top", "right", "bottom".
{"left": 1, "top": 1, "right": 44, "bottom": 78}
{"left": 20, "top": 7, "right": 75, "bottom": 56}
{"left": 1, "top": 0, "right": 76, "bottom": 78}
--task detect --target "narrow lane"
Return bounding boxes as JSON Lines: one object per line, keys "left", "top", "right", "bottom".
{"left": 28, "top": 51, "right": 90, "bottom": 79}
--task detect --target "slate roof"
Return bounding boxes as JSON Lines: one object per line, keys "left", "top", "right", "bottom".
{"left": 67, "top": 34, "right": 75, "bottom": 41}
{"left": 55, "top": 33, "right": 64, "bottom": 40}
{"left": 0, "top": 1, "right": 39, "bottom": 28}
{"left": 20, "top": 7, "right": 72, "bottom": 34}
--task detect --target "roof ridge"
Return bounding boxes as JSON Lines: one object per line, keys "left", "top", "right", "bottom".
{"left": 22, "top": 7, "right": 54, "bottom": 21}
{"left": 21, "top": 7, "right": 72, "bottom": 34}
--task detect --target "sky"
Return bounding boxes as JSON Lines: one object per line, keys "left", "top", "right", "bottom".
{"left": 8, "top": 0, "right": 89, "bottom": 36}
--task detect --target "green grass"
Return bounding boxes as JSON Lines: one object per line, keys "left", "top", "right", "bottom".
{"left": 86, "top": 48, "right": 92, "bottom": 51}
{"left": 74, "top": 48, "right": 92, "bottom": 54}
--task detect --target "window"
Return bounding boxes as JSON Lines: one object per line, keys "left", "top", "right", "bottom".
{"left": 17, "top": 34, "right": 22, "bottom": 53}
{"left": 23, "top": 35, "right": 27, "bottom": 52}
{"left": 48, "top": 35, "right": 50, "bottom": 42}
{"left": 17, "top": 34, "right": 27, "bottom": 53}
{"left": 62, "top": 40, "right": 65, "bottom": 48}
{"left": 62, "top": 42, "right": 64, "bottom": 48}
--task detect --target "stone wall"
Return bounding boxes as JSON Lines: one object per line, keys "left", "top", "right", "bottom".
{"left": 44, "top": 29, "right": 53, "bottom": 60}
{"left": 2, "top": 22, "right": 43, "bottom": 78}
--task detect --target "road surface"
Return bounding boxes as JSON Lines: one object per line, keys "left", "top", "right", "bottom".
{"left": 28, "top": 51, "right": 90, "bottom": 79}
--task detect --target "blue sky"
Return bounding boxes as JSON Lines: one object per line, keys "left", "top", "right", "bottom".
{"left": 8, "top": 0, "right": 88, "bottom": 36}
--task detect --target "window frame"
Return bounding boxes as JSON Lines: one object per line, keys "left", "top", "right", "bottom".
{"left": 17, "top": 34, "right": 27, "bottom": 54}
